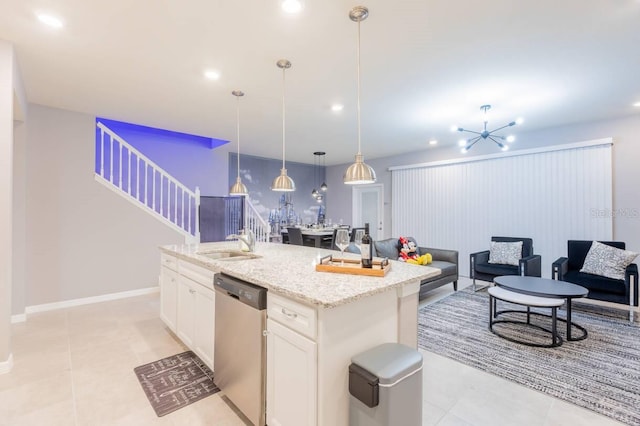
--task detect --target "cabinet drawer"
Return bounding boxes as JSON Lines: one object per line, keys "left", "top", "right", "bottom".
{"left": 178, "top": 260, "right": 215, "bottom": 290}
{"left": 268, "top": 293, "right": 317, "bottom": 340}
{"left": 161, "top": 253, "right": 178, "bottom": 271}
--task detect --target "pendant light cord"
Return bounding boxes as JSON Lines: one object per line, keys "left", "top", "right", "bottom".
{"left": 282, "top": 66, "right": 286, "bottom": 169}
{"left": 236, "top": 95, "right": 241, "bottom": 179}
{"left": 356, "top": 18, "right": 362, "bottom": 156}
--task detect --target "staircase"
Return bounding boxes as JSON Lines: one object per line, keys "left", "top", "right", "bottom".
{"left": 95, "top": 121, "right": 270, "bottom": 243}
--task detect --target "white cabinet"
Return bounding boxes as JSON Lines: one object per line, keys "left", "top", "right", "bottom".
{"left": 160, "top": 255, "right": 216, "bottom": 370}
{"left": 176, "top": 274, "right": 215, "bottom": 369}
{"left": 266, "top": 296, "right": 317, "bottom": 426}
{"left": 159, "top": 265, "right": 178, "bottom": 333}
{"left": 176, "top": 276, "right": 197, "bottom": 348}
{"left": 193, "top": 283, "right": 215, "bottom": 368}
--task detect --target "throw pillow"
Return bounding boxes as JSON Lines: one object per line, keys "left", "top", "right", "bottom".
{"left": 488, "top": 241, "right": 523, "bottom": 266}
{"left": 580, "top": 241, "right": 638, "bottom": 280}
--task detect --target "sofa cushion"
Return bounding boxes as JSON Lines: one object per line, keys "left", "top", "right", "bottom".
{"left": 475, "top": 262, "right": 519, "bottom": 276}
{"left": 564, "top": 270, "right": 627, "bottom": 295}
{"left": 488, "top": 241, "right": 523, "bottom": 266}
{"left": 429, "top": 260, "right": 455, "bottom": 277}
{"left": 345, "top": 243, "right": 361, "bottom": 254}
{"left": 580, "top": 241, "right": 638, "bottom": 280}
{"left": 374, "top": 238, "right": 400, "bottom": 259}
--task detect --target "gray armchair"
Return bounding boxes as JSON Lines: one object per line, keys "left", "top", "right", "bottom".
{"left": 470, "top": 236, "right": 542, "bottom": 291}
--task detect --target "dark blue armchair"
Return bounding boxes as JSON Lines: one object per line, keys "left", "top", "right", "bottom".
{"left": 470, "top": 236, "right": 542, "bottom": 291}
{"left": 552, "top": 240, "right": 638, "bottom": 321}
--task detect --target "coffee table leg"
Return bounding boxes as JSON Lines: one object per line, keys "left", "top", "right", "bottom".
{"left": 566, "top": 298, "right": 572, "bottom": 340}
{"left": 564, "top": 297, "right": 588, "bottom": 341}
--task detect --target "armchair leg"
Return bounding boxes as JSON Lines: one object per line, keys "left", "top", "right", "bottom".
{"left": 453, "top": 281, "right": 458, "bottom": 291}
{"left": 631, "top": 275, "right": 636, "bottom": 324}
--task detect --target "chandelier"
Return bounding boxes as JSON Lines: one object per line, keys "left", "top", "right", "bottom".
{"left": 455, "top": 105, "right": 523, "bottom": 153}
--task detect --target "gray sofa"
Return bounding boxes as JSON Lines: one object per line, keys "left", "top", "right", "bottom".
{"left": 362, "top": 237, "right": 459, "bottom": 300}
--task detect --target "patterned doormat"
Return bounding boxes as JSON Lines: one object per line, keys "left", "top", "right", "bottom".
{"left": 134, "top": 351, "right": 220, "bottom": 417}
{"left": 418, "top": 289, "right": 640, "bottom": 425}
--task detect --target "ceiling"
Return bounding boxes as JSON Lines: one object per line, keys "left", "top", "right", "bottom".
{"left": 2, "top": 0, "right": 639, "bottom": 165}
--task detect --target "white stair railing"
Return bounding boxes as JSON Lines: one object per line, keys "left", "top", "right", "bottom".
{"left": 244, "top": 197, "right": 270, "bottom": 242}
{"left": 95, "top": 122, "right": 200, "bottom": 242}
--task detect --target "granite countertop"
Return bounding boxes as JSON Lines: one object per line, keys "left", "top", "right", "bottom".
{"left": 160, "top": 241, "right": 440, "bottom": 308}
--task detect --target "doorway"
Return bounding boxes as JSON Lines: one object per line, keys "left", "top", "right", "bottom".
{"left": 352, "top": 184, "right": 383, "bottom": 240}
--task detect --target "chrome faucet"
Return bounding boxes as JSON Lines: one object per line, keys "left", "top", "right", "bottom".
{"left": 226, "top": 229, "right": 256, "bottom": 252}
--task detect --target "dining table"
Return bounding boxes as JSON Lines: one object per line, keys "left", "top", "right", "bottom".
{"left": 281, "top": 228, "right": 337, "bottom": 248}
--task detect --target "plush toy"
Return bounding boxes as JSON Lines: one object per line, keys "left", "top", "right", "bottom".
{"left": 398, "top": 236, "right": 432, "bottom": 265}
{"left": 398, "top": 236, "right": 418, "bottom": 261}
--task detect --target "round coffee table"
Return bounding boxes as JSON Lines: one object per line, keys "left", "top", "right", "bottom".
{"left": 494, "top": 275, "right": 589, "bottom": 341}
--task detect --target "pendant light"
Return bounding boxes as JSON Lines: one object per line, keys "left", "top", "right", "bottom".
{"left": 229, "top": 90, "right": 249, "bottom": 196}
{"left": 344, "top": 5, "right": 376, "bottom": 185}
{"left": 319, "top": 151, "right": 328, "bottom": 191}
{"left": 311, "top": 152, "right": 319, "bottom": 199}
{"left": 271, "top": 59, "right": 296, "bottom": 192}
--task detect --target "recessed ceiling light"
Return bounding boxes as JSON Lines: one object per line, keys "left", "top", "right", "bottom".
{"left": 331, "top": 104, "right": 344, "bottom": 112}
{"left": 204, "top": 70, "right": 220, "bottom": 80}
{"left": 281, "top": 0, "right": 303, "bottom": 14}
{"left": 633, "top": 101, "right": 640, "bottom": 107}
{"left": 36, "top": 13, "right": 63, "bottom": 28}
{"left": 429, "top": 139, "right": 438, "bottom": 145}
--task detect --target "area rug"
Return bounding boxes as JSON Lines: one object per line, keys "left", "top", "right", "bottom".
{"left": 134, "top": 351, "right": 220, "bottom": 417}
{"left": 418, "top": 289, "right": 640, "bottom": 425}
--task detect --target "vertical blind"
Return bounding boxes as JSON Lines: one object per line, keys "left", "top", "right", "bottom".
{"left": 391, "top": 139, "right": 613, "bottom": 278}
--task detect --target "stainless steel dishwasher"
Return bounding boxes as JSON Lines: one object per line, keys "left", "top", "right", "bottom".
{"left": 214, "top": 273, "right": 267, "bottom": 426}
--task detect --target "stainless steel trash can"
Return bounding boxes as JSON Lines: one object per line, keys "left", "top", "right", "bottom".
{"left": 349, "top": 343, "right": 423, "bottom": 426}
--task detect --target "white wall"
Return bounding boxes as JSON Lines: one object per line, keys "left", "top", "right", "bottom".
{"left": 327, "top": 115, "right": 640, "bottom": 253}
{"left": 0, "top": 40, "right": 14, "bottom": 366}
{"left": 23, "top": 104, "right": 230, "bottom": 308}
{"left": 12, "top": 120, "right": 26, "bottom": 315}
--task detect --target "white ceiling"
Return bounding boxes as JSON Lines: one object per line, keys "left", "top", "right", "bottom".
{"left": 2, "top": 0, "right": 639, "bottom": 165}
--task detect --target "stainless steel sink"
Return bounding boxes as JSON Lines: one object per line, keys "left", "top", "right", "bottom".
{"left": 196, "top": 250, "right": 261, "bottom": 261}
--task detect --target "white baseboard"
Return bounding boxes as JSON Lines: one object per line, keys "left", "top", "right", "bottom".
{"left": 11, "top": 313, "right": 26, "bottom": 324}
{"left": 0, "top": 354, "right": 14, "bottom": 375}
{"left": 24, "top": 286, "right": 159, "bottom": 315}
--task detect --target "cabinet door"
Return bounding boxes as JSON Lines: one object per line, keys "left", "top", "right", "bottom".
{"left": 160, "top": 266, "right": 178, "bottom": 332}
{"left": 194, "top": 285, "right": 215, "bottom": 370}
{"left": 177, "top": 277, "right": 196, "bottom": 348}
{"left": 266, "top": 318, "right": 317, "bottom": 426}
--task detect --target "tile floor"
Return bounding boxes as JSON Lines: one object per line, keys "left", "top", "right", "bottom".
{"left": 0, "top": 278, "right": 623, "bottom": 426}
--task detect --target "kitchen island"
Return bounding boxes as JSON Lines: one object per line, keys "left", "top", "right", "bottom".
{"left": 159, "top": 241, "right": 439, "bottom": 426}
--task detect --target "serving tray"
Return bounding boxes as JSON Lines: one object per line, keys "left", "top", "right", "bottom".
{"left": 315, "top": 255, "right": 391, "bottom": 277}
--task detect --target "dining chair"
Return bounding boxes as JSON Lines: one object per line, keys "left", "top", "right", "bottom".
{"left": 350, "top": 227, "right": 365, "bottom": 242}
{"left": 286, "top": 227, "right": 304, "bottom": 246}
